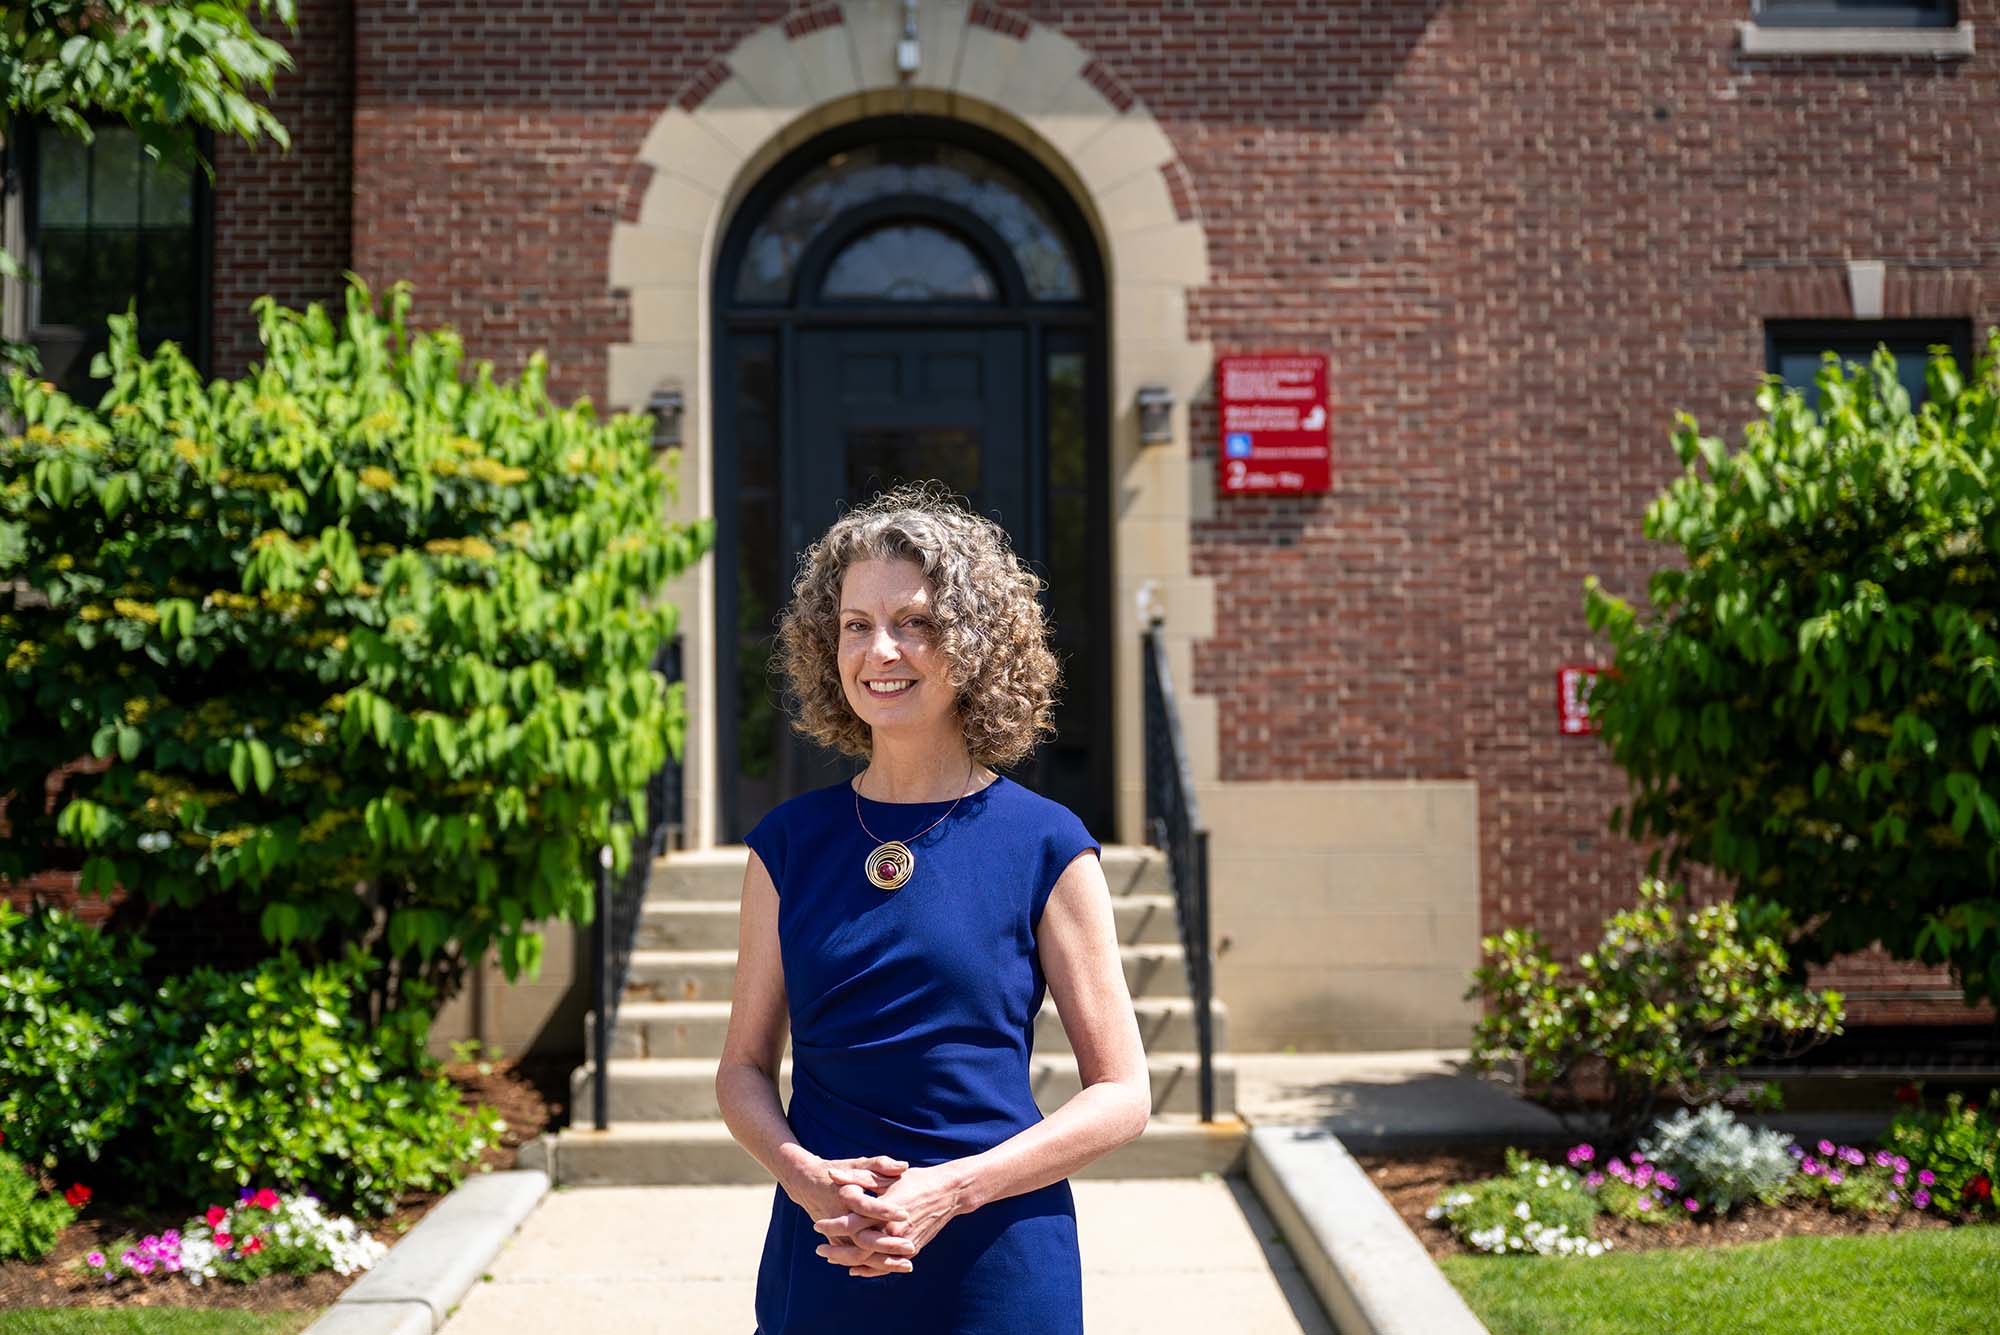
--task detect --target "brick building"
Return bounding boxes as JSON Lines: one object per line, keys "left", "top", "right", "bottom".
{"left": 4, "top": 0, "right": 1994, "bottom": 1052}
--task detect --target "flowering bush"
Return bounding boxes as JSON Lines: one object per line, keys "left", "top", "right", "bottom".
{"left": 1883, "top": 1089, "right": 2000, "bottom": 1216}
{"left": 1467, "top": 878, "right": 1842, "bottom": 1140}
{"left": 0, "top": 1143, "right": 79, "bottom": 1262}
{"left": 1637, "top": 1105, "right": 1797, "bottom": 1212}
{"left": 142, "top": 949, "right": 501, "bottom": 1216}
{"left": 1427, "top": 1150, "right": 1608, "bottom": 1257}
{"left": 1788, "top": 1139, "right": 1938, "bottom": 1215}
{"left": 77, "top": 1185, "right": 387, "bottom": 1286}
{"left": 1566, "top": 1144, "right": 1698, "bottom": 1222}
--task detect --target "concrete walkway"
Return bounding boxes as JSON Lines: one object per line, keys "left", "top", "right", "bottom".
{"left": 438, "top": 1179, "right": 1332, "bottom": 1335}
{"left": 1234, "top": 1049, "right": 1567, "bottom": 1148}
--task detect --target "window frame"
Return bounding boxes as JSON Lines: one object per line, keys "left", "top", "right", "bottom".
{"left": 10, "top": 117, "right": 213, "bottom": 395}
{"left": 1764, "top": 318, "right": 1974, "bottom": 404}
{"left": 1752, "top": 0, "right": 1958, "bottom": 27}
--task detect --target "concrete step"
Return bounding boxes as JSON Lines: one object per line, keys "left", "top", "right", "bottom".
{"left": 623, "top": 943, "right": 1195, "bottom": 1003}
{"left": 549, "top": 1114, "right": 1247, "bottom": 1186}
{"left": 593, "top": 996, "right": 1229, "bottom": 1060}
{"left": 630, "top": 893, "right": 1184, "bottom": 951}
{"left": 647, "top": 844, "right": 1172, "bottom": 902}
{"left": 570, "top": 1053, "right": 1236, "bottom": 1123}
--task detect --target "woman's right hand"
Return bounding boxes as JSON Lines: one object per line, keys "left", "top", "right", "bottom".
{"left": 782, "top": 1153, "right": 918, "bottom": 1274}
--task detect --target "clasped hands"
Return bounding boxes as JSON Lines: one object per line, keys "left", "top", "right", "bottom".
{"left": 786, "top": 1153, "right": 966, "bottom": 1279}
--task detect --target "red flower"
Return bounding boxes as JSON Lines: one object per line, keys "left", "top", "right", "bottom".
{"left": 242, "top": 1236, "right": 264, "bottom": 1255}
{"left": 206, "top": 1206, "right": 228, "bottom": 1227}
{"left": 214, "top": 1232, "right": 233, "bottom": 1249}
{"left": 1894, "top": 1082, "right": 1921, "bottom": 1107}
{"left": 1969, "top": 1176, "right": 1993, "bottom": 1204}
{"left": 64, "top": 1183, "right": 91, "bottom": 1208}
{"left": 251, "top": 1188, "right": 281, "bottom": 1211}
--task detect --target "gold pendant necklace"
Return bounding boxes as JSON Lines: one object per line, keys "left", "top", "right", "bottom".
{"left": 854, "top": 762, "right": 976, "bottom": 892}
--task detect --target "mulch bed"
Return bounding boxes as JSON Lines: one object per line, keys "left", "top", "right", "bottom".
{"left": 1356, "top": 1144, "right": 1958, "bottom": 1261}
{"left": 0, "top": 1052, "right": 569, "bottom": 1312}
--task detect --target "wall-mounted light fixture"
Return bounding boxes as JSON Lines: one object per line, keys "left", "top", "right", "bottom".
{"left": 897, "top": 0, "right": 921, "bottom": 75}
{"left": 647, "top": 386, "right": 685, "bottom": 451}
{"left": 1136, "top": 384, "right": 1174, "bottom": 446}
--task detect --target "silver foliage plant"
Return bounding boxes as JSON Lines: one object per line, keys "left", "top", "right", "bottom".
{"left": 1637, "top": 1104, "right": 1796, "bottom": 1212}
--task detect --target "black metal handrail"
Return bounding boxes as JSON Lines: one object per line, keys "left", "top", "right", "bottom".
{"left": 1141, "top": 618, "right": 1216, "bottom": 1123}
{"left": 590, "top": 638, "right": 683, "bottom": 1131}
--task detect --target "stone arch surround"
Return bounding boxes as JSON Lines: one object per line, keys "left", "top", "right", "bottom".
{"left": 607, "top": 0, "right": 1218, "bottom": 850}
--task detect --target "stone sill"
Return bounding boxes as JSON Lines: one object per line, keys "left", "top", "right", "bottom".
{"left": 1737, "top": 20, "right": 1975, "bottom": 59}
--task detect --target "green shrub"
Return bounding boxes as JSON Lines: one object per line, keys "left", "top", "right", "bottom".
{"left": 1427, "top": 1151, "right": 1605, "bottom": 1257}
{"left": 1884, "top": 1088, "right": 2000, "bottom": 1216}
{"left": 0, "top": 276, "right": 711, "bottom": 1022}
{"left": 0, "top": 1149, "right": 78, "bottom": 1261}
{"left": 1637, "top": 1105, "right": 1796, "bottom": 1212}
{"left": 1467, "top": 878, "right": 1843, "bottom": 1141}
{"left": 0, "top": 902, "right": 151, "bottom": 1168}
{"left": 1584, "top": 333, "right": 2000, "bottom": 1005}
{"left": 140, "top": 948, "right": 497, "bottom": 1217}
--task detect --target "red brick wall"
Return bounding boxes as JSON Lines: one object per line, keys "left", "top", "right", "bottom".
{"left": 210, "top": 0, "right": 356, "bottom": 376}
{"left": 188, "top": 0, "right": 2000, "bottom": 1025}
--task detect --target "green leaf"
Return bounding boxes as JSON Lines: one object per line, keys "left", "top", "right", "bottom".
{"left": 249, "top": 739, "right": 275, "bottom": 793}
{"left": 229, "top": 740, "right": 251, "bottom": 793}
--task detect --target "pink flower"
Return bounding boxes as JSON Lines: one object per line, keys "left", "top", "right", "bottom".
{"left": 1827, "top": 1171, "right": 1845, "bottom": 1186}
{"left": 1584, "top": 1173, "right": 1605, "bottom": 1189}
{"left": 1895, "top": 1173, "right": 1908, "bottom": 1188}
{"left": 1802, "top": 1157, "right": 1821, "bottom": 1176}
{"left": 1684, "top": 1198, "right": 1700, "bottom": 1212}
{"left": 1914, "top": 1190, "right": 1932, "bottom": 1209}
{"left": 206, "top": 1206, "right": 228, "bottom": 1227}
{"left": 215, "top": 1232, "right": 233, "bottom": 1249}
{"left": 1841, "top": 1147, "right": 1865, "bottom": 1167}
{"left": 1656, "top": 1173, "right": 1679, "bottom": 1192}
{"left": 1893, "top": 1156, "right": 1910, "bottom": 1174}
{"left": 251, "top": 1188, "right": 281, "bottom": 1211}
{"left": 1918, "top": 1170, "right": 1936, "bottom": 1186}
{"left": 85, "top": 1252, "right": 105, "bottom": 1268}
{"left": 1874, "top": 1151, "right": 1893, "bottom": 1168}
{"left": 1631, "top": 1152, "right": 1647, "bottom": 1164}
{"left": 1818, "top": 1140, "right": 1835, "bottom": 1156}
{"left": 1638, "top": 1196, "right": 1653, "bottom": 1211}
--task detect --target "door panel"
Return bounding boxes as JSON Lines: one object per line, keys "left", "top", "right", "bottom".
{"left": 785, "top": 328, "right": 1031, "bottom": 796}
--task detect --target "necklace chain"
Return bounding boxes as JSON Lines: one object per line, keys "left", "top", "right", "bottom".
{"left": 853, "top": 761, "right": 977, "bottom": 847}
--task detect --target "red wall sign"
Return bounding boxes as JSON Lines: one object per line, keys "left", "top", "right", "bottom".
{"left": 1557, "top": 665, "right": 1604, "bottom": 735}
{"left": 1217, "top": 353, "right": 1331, "bottom": 495}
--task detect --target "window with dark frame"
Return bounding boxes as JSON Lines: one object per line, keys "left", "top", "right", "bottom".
{"left": 1765, "top": 319, "right": 1974, "bottom": 410}
{"left": 17, "top": 121, "right": 209, "bottom": 402}
{"left": 1753, "top": 0, "right": 1957, "bottom": 27}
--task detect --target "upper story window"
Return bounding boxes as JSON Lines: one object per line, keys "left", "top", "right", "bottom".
{"left": 1766, "top": 319, "right": 1973, "bottom": 410}
{"left": 15, "top": 121, "right": 209, "bottom": 402}
{"left": 1752, "top": 0, "right": 1957, "bottom": 27}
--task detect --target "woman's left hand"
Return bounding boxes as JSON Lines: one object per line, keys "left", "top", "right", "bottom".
{"left": 812, "top": 1162, "right": 969, "bottom": 1276}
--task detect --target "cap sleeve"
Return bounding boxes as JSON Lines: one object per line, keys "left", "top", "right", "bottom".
{"left": 1034, "top": 802, "right": 1102, "bottom": 926}
{"left": 744, "top": 804, "right": 789, "bottom": 899}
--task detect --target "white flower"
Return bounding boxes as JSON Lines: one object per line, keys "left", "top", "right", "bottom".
{"left": 1513, "top": 1201, "right": 1532, "bottom": 1220}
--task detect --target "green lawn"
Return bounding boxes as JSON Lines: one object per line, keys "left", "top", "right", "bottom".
{"left": 1441, "top": 1226, "right": 2000, "bottom": 1335}
{"left": 0, "top": 1312, "right": 322, "bottom": 1335}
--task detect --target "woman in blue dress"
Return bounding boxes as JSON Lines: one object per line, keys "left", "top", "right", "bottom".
{"left": 715, "top": 484, "right": 1151, "bottom": 1334}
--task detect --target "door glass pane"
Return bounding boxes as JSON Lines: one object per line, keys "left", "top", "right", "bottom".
{"left": 1041, "top": 339, "right": 1094, "bottom": 822}
{"left": 90, "top": 128, "right": 142, "bottom": 226}
{"left": 37, "top": 134, "right": 89, "bottom": 227}
{"left": 821, "top": 224, "right": 998, "bottom": 303}
{"left": 735, "top": 140, "right": 1082, "bottom": 303}
{"left": 731, "top": 335, "right": 782, "bottom": 831}
{"left": 844, "top": 427, "right": 983, "bottom": 504}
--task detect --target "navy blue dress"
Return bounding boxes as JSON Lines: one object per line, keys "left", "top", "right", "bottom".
{"left": 744, "top": 774, "right": 1099, "bottom": 1334}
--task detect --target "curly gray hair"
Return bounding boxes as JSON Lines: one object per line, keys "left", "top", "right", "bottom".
{"left": 773, "top": 483, "right": 1059, "bottom": 766}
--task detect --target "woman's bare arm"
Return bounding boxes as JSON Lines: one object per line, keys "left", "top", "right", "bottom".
{"left": 715, "top": 850, "right": 912, "bottom": 1269}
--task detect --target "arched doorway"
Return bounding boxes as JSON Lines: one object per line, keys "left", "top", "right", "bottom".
{"left": 712, "top": 117, "right": 1110, "bottom": 841}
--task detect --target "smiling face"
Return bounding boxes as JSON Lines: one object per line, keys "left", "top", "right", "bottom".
{"left": 837, "top": 557, "right": 958, "bottom": 745}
